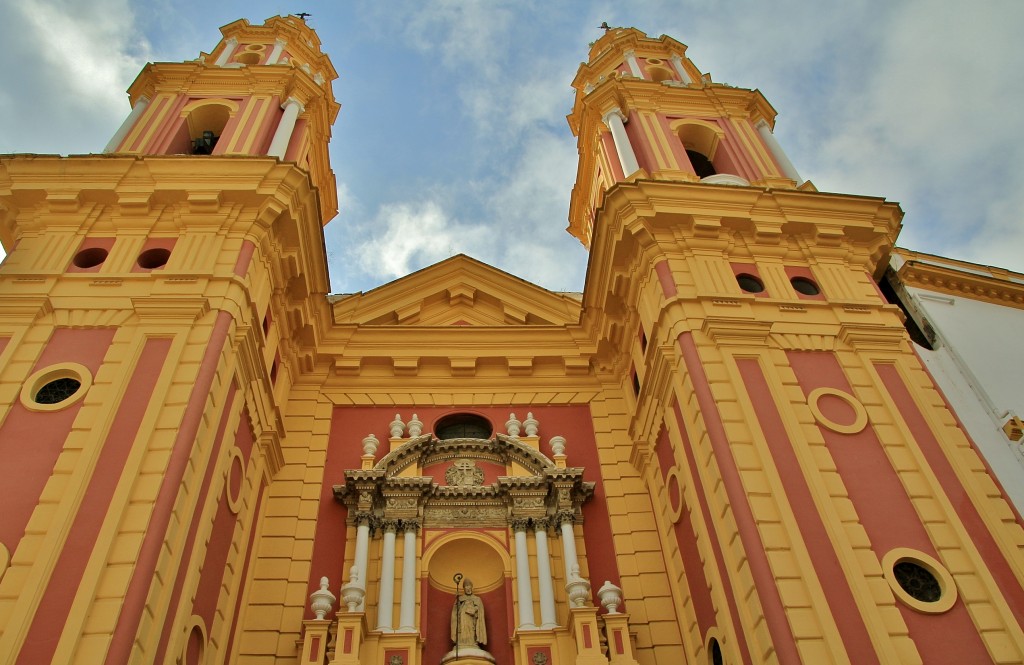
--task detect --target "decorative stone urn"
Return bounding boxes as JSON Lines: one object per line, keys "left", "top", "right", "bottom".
{"left": 340, "top": 566, "right": 365, "bottom": 612}
{"left": 362, "top": 434, "right": 380, "bottom": 456}
{"left": 597, "top": 580, "right": 623, "bottom": 614}
{"left": 408, "top": 413, "right": 423, "bottom": 437}
{"left": 389, "top": 414, "right": 406, "bottom": 438}
{"left": 523, "top": 412, "right": 539, "bottom": 437}
{"left": 309, "top": 576, "right": 336, "bottom": 620}
{"left": 565, "top": 565, "right": 592, "bottom": 608}
{"left": 549, "top": 436, "right": 566, "bottom": 456}
{"left": 505, "top": 413, "right": 522, "bottom": 437}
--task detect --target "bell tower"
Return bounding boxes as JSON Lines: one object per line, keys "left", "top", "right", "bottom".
{"left": 0, "top": 15, "right": 336, "bottom": 665}
{"left": 574, "top": 26, "right": 1024, "bottom": 665}
{"left": 567, "top": 27, "right": 802, "bottom": 248}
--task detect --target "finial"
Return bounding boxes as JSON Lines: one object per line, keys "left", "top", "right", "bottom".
{"left": 362, "top": 433, "right": 380, "bottom": 456}
{"left": 408, "top": 413, "right": 423, "bottom": 437}
{"left": 523, "top": 412, "right": 539, "bottom": 437}
{"left": 389, "top": 414, "right": 405, "bottom": 438}
{"left": 598, "top": 21, "right": 612, "bottom": 32}
{"left": 506, "top": 413, "right": 522, "bottom": 437}
{"left": 309, "top": 576, "right": 336, "bottom": 619}
{"left": 296, "top": 12, "right": 312, "bottom": 21}
{"left": 598, "top": 580, "right": 623, "bottom": 614}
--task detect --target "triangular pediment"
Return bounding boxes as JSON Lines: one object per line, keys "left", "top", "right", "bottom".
{"left": 330, "top": 255, "right": 582, "bottom": 326}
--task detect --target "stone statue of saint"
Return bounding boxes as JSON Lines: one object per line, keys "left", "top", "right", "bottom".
{"left": 450, "top": 578, "right": 487, "bottom": 649}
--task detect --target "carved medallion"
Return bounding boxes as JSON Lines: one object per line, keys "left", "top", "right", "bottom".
{"left": 445, "top": 459, "right": 485, "bottom": 487}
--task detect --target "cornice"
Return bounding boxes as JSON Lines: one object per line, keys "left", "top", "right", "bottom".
{"left": 897, "top": 258, "right": 1024, "bottom": 310}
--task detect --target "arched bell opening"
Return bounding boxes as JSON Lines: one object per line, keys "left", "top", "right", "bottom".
{"left": 165, "top": 100, "right": 238, "bottom": 155}
{"left": 673, "top": 119, "right": 745, "bottom": 182}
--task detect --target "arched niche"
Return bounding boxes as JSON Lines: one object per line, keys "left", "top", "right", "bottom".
{"left": 166, "top": 99, "right": 239, "bottom": 155}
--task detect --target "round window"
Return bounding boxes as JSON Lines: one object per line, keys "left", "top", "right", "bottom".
{"left": 20, "top": 363, "right": 93, "bottom": 412}
{"left": 35, "top": 377, "right": 82, "bottom": 405}
{"left": 736, "top": 273, "right": 764, "bottom": 294}
{"left": 791, "top": 276, "right": 821, "bottom": 296}
{"left": 73, "top": 247, "right": 108, "bottom": 269}
{"left": 881, "top": 548, "right": 957, "bottom": 613}
{"left": 137, "top": 247, "right": 171, "bottom": 270}
{"left": 893, "top": 561, "right": 942, "bottom": 603}
{"left": 709, "top": 636, "right": 723, "bottom": 665}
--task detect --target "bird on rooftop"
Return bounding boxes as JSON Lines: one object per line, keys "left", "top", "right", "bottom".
{"left": 599, "top": 22, "right": 611, "bottom": 32}
{"left": 296, "top": 12, "right": 312, "bottom": 20}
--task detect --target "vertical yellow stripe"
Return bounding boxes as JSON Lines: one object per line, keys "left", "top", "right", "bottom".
{"left": 239, "top": 98, "right": 269, "bottom": 154}
{"left": 123, "top": 94, "right": 172, "bottom": 153}
{"left": 225, "top": 98, "right": 257, "bottom": 154}
{"left": 731, "top": 118, "right": 775, "bottom": 176}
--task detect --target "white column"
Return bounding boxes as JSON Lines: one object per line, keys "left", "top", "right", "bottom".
{"left": 398, "top": 523, "right": 418, "bottom": 632}
{"left": 534, "top": 522, "right": 558, "bottom": 628}
{"left": 266, "top": 38, "right": 287, "bottom": 65}
{"left": 214, "top": 37, "right": 238, "bottom": 66}
{"left": 603, "top": 109, "right": 640, "bottom": 177}
{"left": 354, "top": 515, "right": 371, "bottom": 611}
{"left": 103, "top": 96, "right": 149, "bottom": 153}
{"left": 624, "top": 50, "right": 644, "bottom": 78}
{"left": 513, "top": 521, "right": 536, "bottom": 629}
{"left": 267, "top": 97, "right": 305, "bottom": 159}
{"left": 669, "top": 55, "right": 693, "bottom": 85}
{"left": 558, "top": 514, "right": 579, "bottom": 573}
{"left": 755, "top": 119, "right": 803, "bottom": 184}
{"left": 376, "top": 522, "right": 398, "bottom": 631}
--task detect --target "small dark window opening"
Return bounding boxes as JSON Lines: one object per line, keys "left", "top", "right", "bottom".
{"left": 270, "top": 355, "right": 280, "bottom": 384}
{"left": 736, "top": 273, "right": 764, "bottom": 294}
{"left": 35, "top": 378, "right": 82, "bottom": 405}
{"left": 73, "top": 247, "right": 108, "bottom": 269}
{"left": 192, "top": 130, "right": 219, "bottom": 155}
{"left": 262, "top": 312, "right": 271, "bottom": 335}
{"left": 137, "top": 247, "right": 171, "bottom": 270}
{"left": 687, "top": 149, "right": 717, "bottom": 178}
{"left": 879, "top": 270, "right": 935, "bottom": 350}
{"left": 893, "top": 561, "right": 942, "bottom": 603}
{"left": 436, "top": 413, "right": 493, "bottom": 440}
{"left": 631, "top": 370, "right": 641, "bottom": 396}
{"left": 639, "top": 326, "right": 648, "bottom": 353}
{"left": 709, "top": 637, "right": 724, "bottom": 665}
{"left": 790, "top": 276, "right": 821, "bottom": 296}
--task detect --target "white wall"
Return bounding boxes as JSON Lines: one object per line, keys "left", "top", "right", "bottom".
{"left": 899, "top": 279, "right": 1024, "bottom": 510}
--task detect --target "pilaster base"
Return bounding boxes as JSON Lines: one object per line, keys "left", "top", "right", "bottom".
{"left": 379, "top": 630, "right": 423, "bottom": 665}
{"left": 567, "top": 607, "right": 609, "bottom": 665}
{"left": 328, "top": 612, "right": 367, "bottom": 665}
{"left": 602, "top": 613, "right": 640, "bottom": 665}
{"left": 300, "top": 619, "right": 331, "bottom": 664}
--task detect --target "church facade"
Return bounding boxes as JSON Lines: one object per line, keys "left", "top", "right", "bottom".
{"left": 2, "top": 15, "right": 1024, "bottom": 665}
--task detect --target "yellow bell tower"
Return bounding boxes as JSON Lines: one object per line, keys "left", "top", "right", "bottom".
{"left": 0, "top": 15, "right": 337, "bottom": 665}
{"left": 571, "top": 26, "right": 1024, "bottom": 665}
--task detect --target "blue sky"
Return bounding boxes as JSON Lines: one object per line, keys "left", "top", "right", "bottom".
{"left": 2, "top": 0, "right": 1023, "bottom": 293}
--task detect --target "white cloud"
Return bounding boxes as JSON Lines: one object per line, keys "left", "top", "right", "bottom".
{"left": 0, "top": 0, "right": 151, "bottom": 155}
{"left": 352, "top": 199, "right": 492, "bottom": 281}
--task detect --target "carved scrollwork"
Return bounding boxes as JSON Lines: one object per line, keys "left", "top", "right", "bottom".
{"left": 555, "top": 509, "right": 576, "bottom": 526}
{"left": 509, "top": 517, "right": 532, "bottom": 531}
{"left": 384, "top": 496, "right": 418, "bottom": 510}
{"left": 334, "top": 434, "right": 596, "bottom": 533}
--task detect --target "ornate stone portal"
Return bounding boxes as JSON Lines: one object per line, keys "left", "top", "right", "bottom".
{"left": 334, "top": 434, "right": 594, "bottom": 530}
{"left": 333, "top": 432, "right": 596, "bottom": 657}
